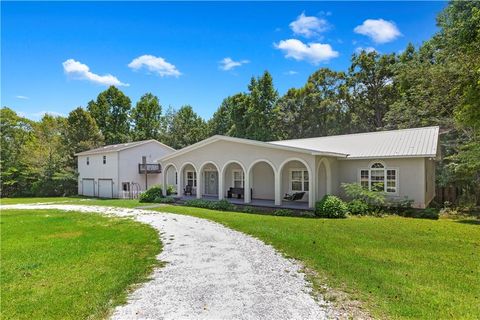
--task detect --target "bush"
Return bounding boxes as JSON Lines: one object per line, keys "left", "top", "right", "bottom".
{"left": 154, "top": 196, "right": 175, "bottom": 204}
{"left": 240, "top": 206, "right": 257, "bottom": 213}
{"left": 166, "top": 185, "right": 176, "bottom": 196}
{"left": 272, "top": 209, "right": 294, "bottom": 216}
{"left": 184, "top": 199, "right": 234, "bottom": 211}
{"left": 209, "top": 199, "right": 235, "bottom": 211}
{"left": 347, "top": 199, "right": 370, "bottom": 215}
{"left": 342, "top": 183, "right": 386, "bottom": 207}
{"left": 315, "top": 195, "right": 348, "bottom": 218}
{"left": 139, "top": 185, "right": 163, "bottom": 203}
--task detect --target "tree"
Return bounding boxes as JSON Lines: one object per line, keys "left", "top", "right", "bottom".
{"left": 131, "top": 93, "right": 162, "bottom": 140}
{"left": 0, "top": 107, "right": 36, "bottom": 197}
{"left": 87, "top": 86, "right": 131, "bottom": 144}
{"left": 245, "top": 71, "right": 279, "bottom": 141}
{"left": 162, "top": 106, "right": 208, "bottom": 149}
{"left": 64, "top": 107, "right": 104, "bottom": 167}
{"left": 207, "top": 96, "right": 234, "bottom": 136}
{"left": 226, "top": 93, "right": 250, "bottom": 138}
{"left": 347, "top": 51, "right": 398, "bottom": 132}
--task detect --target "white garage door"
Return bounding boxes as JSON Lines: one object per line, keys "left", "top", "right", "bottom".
{"left": 82, "top": 179, "right": 95, "bottom": 197}
{"left": 98, "top": 179, "right": 113, "bottom": 198}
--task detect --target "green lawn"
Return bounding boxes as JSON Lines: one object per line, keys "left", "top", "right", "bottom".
{"left": 159, "top": 205, "right": 480, "bottom": 319}
{"left": 1, "top": 208, "right": 161, "bottom": 320}
{"left": 2, "top": 197, "right": 480, "bottom": 319}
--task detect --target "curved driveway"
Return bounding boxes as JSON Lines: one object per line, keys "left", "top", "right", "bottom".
{"left": 3, "top": 204, "right": 335, "bottom": 319}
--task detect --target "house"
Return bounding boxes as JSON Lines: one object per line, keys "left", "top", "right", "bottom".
{"left": 159, "top": 126, "right": 439, "bottom": 209}
{"left": 75, "top": 140, "right": 175, "bottom": 198}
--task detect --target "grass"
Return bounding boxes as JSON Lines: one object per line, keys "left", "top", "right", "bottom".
{"left": 158, "top": 205, "right": 480, "bottom": 319}
{"left": 2, "top": 197, "right": 480, "bottom": 318}
{"left": 1, "top": 209, "right": 161, "bottom": 320}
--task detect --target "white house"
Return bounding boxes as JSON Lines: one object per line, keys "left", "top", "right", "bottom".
{"left": 76, "top": 140, "right": 175, "bottom": 198}
{"left": 159, "top": 126, "right": 439, "bottom": 209}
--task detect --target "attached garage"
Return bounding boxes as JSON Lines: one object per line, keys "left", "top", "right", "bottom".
{"left": 82, "top": 179, "right": 95, "bottom": 197}
{"left": 98, "top": 179, "right": 114, "bottom": 198}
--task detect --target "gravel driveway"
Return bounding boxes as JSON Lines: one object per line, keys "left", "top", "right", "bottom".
{"left": 3, "top": 204, "right": 336, "bottom": 319}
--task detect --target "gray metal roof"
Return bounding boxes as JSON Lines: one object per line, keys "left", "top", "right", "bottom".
{"left": 75, "top": 140, "right": 163, "bottom": 156}
{"left": 269, "top": 126, "right": 439, "bottom": 159}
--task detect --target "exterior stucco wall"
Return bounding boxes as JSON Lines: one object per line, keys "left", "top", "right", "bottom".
{"left": 77, "top": 141, "right": 174, "bottom": 198}
{"left": 425, "top": 158, "right": 436, "bottom": 206}
{"left": 118, "top": 141, "right": 173, "bottom": 194}
{"left": 160, "top": 140, "right": 317, "bottom": 206}
{"left": 77, "top": 152, "right": 119, "bottom": 197}
{"left": 336, "top": 157, "right": 428, "bottom": 208}
{"left": 251, "top": 162, "right": 275, "bottom": 200}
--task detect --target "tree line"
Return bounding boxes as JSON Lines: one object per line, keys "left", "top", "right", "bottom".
{"left": 1, "top": 1, "right": 478, "bottom": 206}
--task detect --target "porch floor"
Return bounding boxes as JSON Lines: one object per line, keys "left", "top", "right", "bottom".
{"left": 176, "top": 195, "right": 311, "bottom": 210}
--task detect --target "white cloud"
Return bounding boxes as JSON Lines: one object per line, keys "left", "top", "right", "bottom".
{"left": 128, "top": 55, "right": 181, "bottom": 77}
{"left": 62, "top": 59, "right": 128, "bottom": 86}
{"left": 284, "top": 70, "right": 298, "bottom": 75}
{"left": 289, "top": 13, "right": 329, "bottom": 38}
{"left": 355, "top": 46, "right": 377, "bottom": 54}
{"left": 219, "top": 57, "right": 250, "bottom": 71}
{"left": 274, "top": 39, "right": 339, "bottom": 65}
{"left": 354, "top": 19, "right": 401, "bottom": 43}
{"left": 16, "top": 95, "right": 29, "bottom": 100}
{"left": 20, "top": 110, "right": 65, "bottom": 121}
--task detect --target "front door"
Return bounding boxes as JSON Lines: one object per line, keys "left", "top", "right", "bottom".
{"left": 204, "top": 171, "right": 218, "bottom": 195}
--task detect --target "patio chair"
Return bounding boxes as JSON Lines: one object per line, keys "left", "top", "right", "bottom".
{"left": 184, "top": 184, "right": 193, "bottom": 196}
{"left": 283, "top": 191, "right": 305, "bottom": 201}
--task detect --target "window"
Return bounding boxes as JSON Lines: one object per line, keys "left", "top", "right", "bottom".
{"left": 142, "top": 156, "right": 147, "bottom": 164}
{"left": 122, "top": 182, "right": 130, "bottom": 192}
{"left": 290, "top": 170, "right": 309, "bottom": 192}
{"left": 103, "top": 155, "right": 106, "bottom": 164}
{"left": 86, "top": 157, "right": 90, "bottom": 165}
{"left": 232, "top": 170, "right": 244, "bottom": 188}
{"left": 186, "top": 171, "right": 197, "bottom": 187}
{"left": 359, "top": 162, "right": 398, "bottom": 194}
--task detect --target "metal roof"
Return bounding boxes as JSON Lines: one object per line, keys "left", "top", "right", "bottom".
{"left": 269, "top": 126, "right": 439, "bottom": 159}
{"left": 75, "top": 139, "right": 175, "bottom": 156}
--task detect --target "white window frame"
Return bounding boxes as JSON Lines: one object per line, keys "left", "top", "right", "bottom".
{"left": 357, "top": 161, "right": 399, "bottom": 195}
{"left": 289, "top": 168, "right": 309, "bottom": 193}
{"left": 232, "top": 169, "right": 244, "bottom": 188}
{"left": 186, "top": 170, "right": 197, "bottom": 187}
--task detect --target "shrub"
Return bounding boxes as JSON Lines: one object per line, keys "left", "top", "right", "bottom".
{"left": 209, "top": 199, "right": 235, "bottom": 211}
{"left": 139, "top": 185, "right": 163, "bottom": 203}
{"left": 342, "top": 183, "right": 386, "bottom": 207}
{"left": 420, "top": 208, "right": 440, "bottom": 220}
{"left": 273, "top": 209, "right": 294, "bottom": 216}
{"left": 240, "top": 206, "right": 257, "bottom": 213}
{"left": 315, "top": 195, "right": 348, "bottom": 218}
{"left": 184, "top": 199, "right": 234, "bottom": 211}
{"left": 154, "top": 196, "right": 175, "bottom": 204}
{"left": 347, "top": 199, "right": 370, "bottom": 215}
{"left": 166, "top": 185, "right": 176, "bottom": 196}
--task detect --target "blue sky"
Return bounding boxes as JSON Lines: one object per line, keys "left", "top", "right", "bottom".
{"left": 2, "top": 1, "right": 447, "bottom": 120}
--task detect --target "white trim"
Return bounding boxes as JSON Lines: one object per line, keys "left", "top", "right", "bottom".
{"left": 357, "top": 162, "right": 400, "bottom": 196}
{"left": 76, "top": 139, "right": 175, "bottom": 156}
{"left": 199, "top": 160, "right": 221, "bottom": 173}
{"left": 288, "top": 168, "right": 309, "bottom": 193}
{"left": 232, "top": 169, "right": 244, "bottom": 188}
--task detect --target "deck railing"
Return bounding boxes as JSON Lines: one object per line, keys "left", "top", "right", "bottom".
{"left": 138, "top": 163, "right": 162, "bottom": 174}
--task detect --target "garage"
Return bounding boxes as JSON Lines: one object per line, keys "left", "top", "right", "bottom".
{"left": 98, "top": 179, "right": 114, "bottom": 198}
{"left": 82, "top": 179, "right": 95, "bottom": 197}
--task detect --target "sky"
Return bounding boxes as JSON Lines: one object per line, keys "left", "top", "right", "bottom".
{"left": 2, "top": 1, "right": 447, "bottom": 121}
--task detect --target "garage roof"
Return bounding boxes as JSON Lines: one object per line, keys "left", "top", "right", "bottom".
{"left": 75, "top": 139, "right": 175, "bottom": 156}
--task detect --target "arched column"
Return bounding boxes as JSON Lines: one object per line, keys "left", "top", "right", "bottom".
{"left": 199, "top": 161, "right": 221, "bottom": 199}
{"left": 247, "top": 159, "right": 276, "bottom": 205}
{"left": 278, "top": 157, "right": 314, "bottom": 208}
{"left": 179, "top": 162, "right": 198, "bottom": 198}
{"left": 162, "top": 163, "right": 177, "bottom": 197}
{"left": 221, "top": 160, "right": 247, "bottom": 202}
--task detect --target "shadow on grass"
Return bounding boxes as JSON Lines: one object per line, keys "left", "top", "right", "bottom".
{"left": 454, "top": 219, "right": 480, "bottom": 225}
